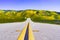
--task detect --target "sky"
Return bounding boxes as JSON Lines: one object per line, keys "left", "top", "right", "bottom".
{"left": 0, "top": 0, "right": 60, "bottom": 12}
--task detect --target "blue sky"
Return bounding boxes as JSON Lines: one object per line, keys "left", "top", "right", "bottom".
{"left": 0, "top": 0, "right": 60, "bottom": 12}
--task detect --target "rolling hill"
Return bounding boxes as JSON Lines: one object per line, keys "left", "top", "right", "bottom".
{"left": 0, "top": 9, "right": 60, "bottom": 24}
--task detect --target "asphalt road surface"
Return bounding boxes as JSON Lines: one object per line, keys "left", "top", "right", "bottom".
{"left": 0, "top": 18, "right": 60, "bottom": 40}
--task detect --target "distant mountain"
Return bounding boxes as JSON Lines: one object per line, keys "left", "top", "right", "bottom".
{"left": 56, "top": 12, "right": 60, "bottom": 14}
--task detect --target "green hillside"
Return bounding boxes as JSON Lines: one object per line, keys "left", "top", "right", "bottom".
{"left": 0, "top": 9, "right": 60, "bottom": 24}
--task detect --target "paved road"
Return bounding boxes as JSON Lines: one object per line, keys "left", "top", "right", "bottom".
{"left": 0, "top": 18, "right": 60, "bottom": 40}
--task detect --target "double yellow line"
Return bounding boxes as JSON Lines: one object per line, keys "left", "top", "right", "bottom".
{"left": 17, "top": 23, "right": 35, "bottom": 40}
